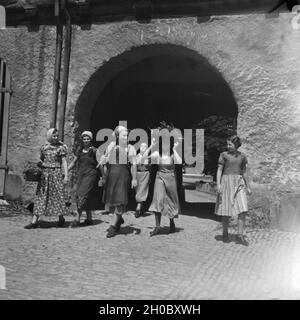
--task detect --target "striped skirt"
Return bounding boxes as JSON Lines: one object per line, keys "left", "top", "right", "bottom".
{"left": 214, "top": 174, "right": 248, "bottom": 217}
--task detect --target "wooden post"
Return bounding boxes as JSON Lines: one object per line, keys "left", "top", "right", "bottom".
{"left": 57, "top": 2, "right": 72, "bottom": 141}
{"left": 50, "top": 0, "right": 62, "bottom": 129}
{"left": 0, "top": 61, "right": 11, "bottom": 198}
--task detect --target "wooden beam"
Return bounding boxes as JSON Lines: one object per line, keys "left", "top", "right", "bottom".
{"left": 3, "top": 0, "right": 291, "bottom": 27}
{"left": 50, "top": 0, "right": 63, "bottom": 128}
{"left": 57, "top": 4, "right": 72, "bottom": 140}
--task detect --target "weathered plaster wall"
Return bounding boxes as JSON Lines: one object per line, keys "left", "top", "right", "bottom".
{"left": 0, "top": 26, "right": 56, "bottom": 171}
{"left": 66, "top": 13, "right": 300, "bottom": 194}
{"left": 1, "top": 13, "right": 300, "bottom": 206}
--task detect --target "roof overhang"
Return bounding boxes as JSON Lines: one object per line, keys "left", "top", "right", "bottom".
{"left": 0, "top": 0, "right": 296, "bottom": 28}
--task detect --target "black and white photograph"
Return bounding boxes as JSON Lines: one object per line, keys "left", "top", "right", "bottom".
{"left": 0, "top": 0, "right": 300, "bottom": 304}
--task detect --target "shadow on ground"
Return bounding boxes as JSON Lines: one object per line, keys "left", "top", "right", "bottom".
{"left": 214, "top": 234, "right": 236, "bottom": 243}
{"left": 34, "top": 219, "right": 104, "bottom": 229}
{"left": 180, "top": 202, "right": 220, "bottom": 222}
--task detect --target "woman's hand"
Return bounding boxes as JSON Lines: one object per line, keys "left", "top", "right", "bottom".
{"left": 99, "top": 177, "right": 106, "bottom": 187}
{"left": 246, "top": 187, "right": 252, "bottom": 195}
{"left": 216, "top": 184, "right": 222, "bottom": 194}
{"left": 131, "top": 179, "right": 137, "bottom": 189}
{"left": 173, "top": 142, "right": 179, "bottom": 150}
{"left": 151, "top": 137, "right": 156, "bottom": 147}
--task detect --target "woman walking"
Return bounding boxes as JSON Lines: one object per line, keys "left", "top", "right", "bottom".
{"left": 68, "top": 131, "right": 100, "bottom": 227}
{"left": 215, "top": 135, "right": 252, "bottom": 246}
{"left": 25, "top": 128, "right": 68, "bottom": 229}
{"left": 148, "top": 125, "right": 181, "bottom": 237}
{"left": 134, "top": 140, "right": 155, "bottom": 218}
{"left": 101, "top": 126, "right": 137, "bottom": 238}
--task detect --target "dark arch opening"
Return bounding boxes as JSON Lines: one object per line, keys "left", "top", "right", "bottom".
{"left": 75, "top": 44, "right": 238, "bottom": 217}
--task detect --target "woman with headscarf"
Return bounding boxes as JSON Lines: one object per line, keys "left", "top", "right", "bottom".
{"left": 101, "top": 125, "right": 137, "bottom": 238}
{"left": 68, "top": 131, "right": 100, "bottom": 227}
{"left": 24, "top": 128, "right": 68, "bottom": 229}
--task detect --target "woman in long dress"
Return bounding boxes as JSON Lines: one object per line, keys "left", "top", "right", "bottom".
{"left": 148, "top": 134, "right": 182, "bottom": 237}
{"left": 101, "top": 126, "right": 137, "bottom": 238}
{"left": 68, "top": 131, "right": 100, "bottom": 227}
{"left": 25, "top": 128, "right": 68, "bottom": 229}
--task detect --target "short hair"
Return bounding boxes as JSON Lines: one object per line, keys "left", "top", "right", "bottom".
{"left": 228, "top": 135, "right": 241, "bottom": 149}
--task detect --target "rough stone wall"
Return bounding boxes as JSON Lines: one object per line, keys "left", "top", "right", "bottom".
{"left": 66, "top": 13, "right": 300, "bottom": 194}
{"left": 0, "top": 26, "right": 56, "bottom": 172}
{"left": 1, "top": 13, "right": 300, "bottom": 206}
{"left": 0, "top": 26, "right": 56, "bottom": 201}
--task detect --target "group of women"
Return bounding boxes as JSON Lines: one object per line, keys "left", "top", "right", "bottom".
{"left": 24, "top": 125, "right": 252, "bottom": 246}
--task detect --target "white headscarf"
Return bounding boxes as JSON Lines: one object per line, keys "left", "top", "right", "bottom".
{"left": 81, "top": 131, "right": 93, "bottom": 140}
{"left": 46, "top": 128, "right": 57, "bottom": 143}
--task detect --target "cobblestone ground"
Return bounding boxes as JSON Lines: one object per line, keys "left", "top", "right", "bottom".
{"left": 0, "top": 205, "right": 300, "bottom": 300}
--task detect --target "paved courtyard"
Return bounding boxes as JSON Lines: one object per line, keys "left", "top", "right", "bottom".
{"left": 0, "top": 202, "right": 300, "bottom": 300}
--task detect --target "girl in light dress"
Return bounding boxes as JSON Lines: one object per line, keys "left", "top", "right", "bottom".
{"left": 215, "top": 135, "right": 252, "bottom": 246}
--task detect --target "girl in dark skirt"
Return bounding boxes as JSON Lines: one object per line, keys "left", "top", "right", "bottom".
{"left": 101, "top": 126, "right": 137, "bottom": 238}
{"left": 215, "top": 135, "right": 252, "bottom": 246}
{"left": 68, "top": 131, "right": 100, "bottom": 227}
{"left": 24, "top": 128, "right": 68, "bottom": 229}
{"left": 148, "top": 127, "right": 182, "bottom": 237}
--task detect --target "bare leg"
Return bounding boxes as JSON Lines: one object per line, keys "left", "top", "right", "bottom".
{"left": 222, "top": 216, "right": 229, "bottom": 235}
{"left": 150, "top": 212, "right": 161, "bottom": 236}
{"left": 111, "top": 213, "right": 119, "bottom": 227}
{"left": 236, "top": 212, "right": 249, "bottom": 246}
{"left": 135, "top": 202, "right": 142, "bottom": 218}
{"left": 154, "top": 212, "right": 161, "bottom": 227}
{"left": 106, "top": 206, "right": 125, "bottom": 237}
{"left": 32, "top": 215, "right": 38, "bottom": 224}
{"left": 238, "top": 212, "right": 246, "bottom": 235}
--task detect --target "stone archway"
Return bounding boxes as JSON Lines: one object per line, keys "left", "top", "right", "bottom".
{"left": 74, "top": 44, "right": 238, "bottom": 208}
{"left": 75, "top": 44, "right": 237, "bottom": 134}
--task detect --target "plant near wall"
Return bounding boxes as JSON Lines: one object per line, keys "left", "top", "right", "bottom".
{"left": 196, "top": 115, "right": 236, "bottom": 178}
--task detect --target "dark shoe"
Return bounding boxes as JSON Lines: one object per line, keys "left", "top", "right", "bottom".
{"left": 222, "top": 232, "right": 230, "bottom": 243}
{"left": 169, "top": 220, "right": 176, "bottom": 233}
{"left": 70, "top": 220, "right": 80, "bottom": 228}
{"left": 115, "top": 216, "right": 124, "bottom": 232}
{"left": 57, "top": 216, "right": 65, "bottom": 228}
{"left": 135, "top": 209, "right": 141, "bottom": 218}
{"left": 106, "top": 226, "right": 117, "bottom": 238}
{"left": 150, "top": 227, "right": 161, "bottom": 237}
{"left": 24, "top": 222, "right": 39, "bottom": 229}
{"left": 236, "top": 234, "right": 249, "bottom": 246}
{"left": 83, "top": 219, "right": 93, "bottom": 226}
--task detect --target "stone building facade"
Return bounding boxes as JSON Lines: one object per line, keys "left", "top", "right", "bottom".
{"left": 0, "top": 13, "right": 300, "bottom": 229}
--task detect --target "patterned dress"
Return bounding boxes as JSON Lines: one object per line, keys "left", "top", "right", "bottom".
{"left": 149, "top": 157, "right": 180, "bottom": 219}
{"left": 214, "top": 151, "right": 248, "bottom": 217}
{"left": 34, "top": 142, "right": 68, "bottom": 216}
{"left": 75, "top": 147, "right": 99, "bottom": 211}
